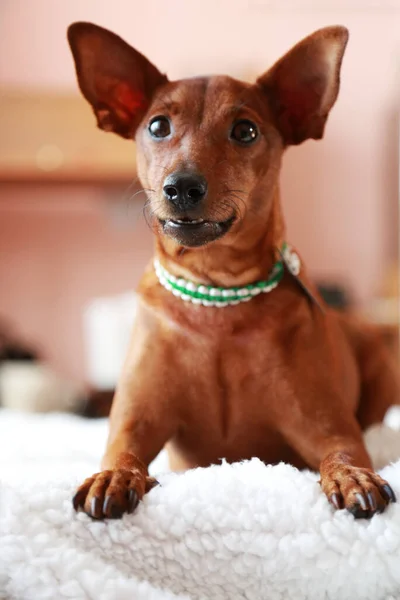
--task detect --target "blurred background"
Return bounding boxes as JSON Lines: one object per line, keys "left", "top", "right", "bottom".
{"left": 0, "top": 0, "right": 399, "bottom": 416}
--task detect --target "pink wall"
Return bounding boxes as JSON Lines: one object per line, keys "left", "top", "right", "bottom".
{"left": 0, "top": 1, "right": 399, "bottom": 383}
{"left": 0, "top": 190, "right": 153, "bottom": 383}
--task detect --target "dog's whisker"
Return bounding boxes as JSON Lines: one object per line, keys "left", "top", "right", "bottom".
{"left": 125, "top": 188, "right": 155, "bottom": 204}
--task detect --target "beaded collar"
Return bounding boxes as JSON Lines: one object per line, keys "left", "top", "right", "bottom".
{"left": 154, "top": 242, "right": 300, "bottom": 307}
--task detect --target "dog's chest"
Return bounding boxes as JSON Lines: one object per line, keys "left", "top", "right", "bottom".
{"left": 182, "top": 315, "right": 282, "bottom": 404}
{"left": 170, "top": 321, "right": 293, "bottom": 467}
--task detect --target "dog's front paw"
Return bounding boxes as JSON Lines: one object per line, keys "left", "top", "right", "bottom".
{"left": 321, "top": 465, "right": 396, "bottom": 519}
{"left": 73, "top": 469, "right": 158, "bottom": 519}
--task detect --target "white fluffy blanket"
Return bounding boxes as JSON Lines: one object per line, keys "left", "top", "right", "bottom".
{"left": 1, "top": 408, "right": 400, "bottom": 600}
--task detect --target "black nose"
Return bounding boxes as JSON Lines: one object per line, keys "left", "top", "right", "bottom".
{"left": 163, "top": 173, "right": 207, "bottom": 208}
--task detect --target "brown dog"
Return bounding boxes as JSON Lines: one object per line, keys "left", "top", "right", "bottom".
{"left": 68, "top": 23, "right": 398, "bottom": 520}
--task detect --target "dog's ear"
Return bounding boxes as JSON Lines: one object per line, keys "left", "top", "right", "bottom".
{"left": 67, "top": 22, "right": 168, "bottom": 138}
{"left": 257, "top": 26, "right": 348, "bottom": 145}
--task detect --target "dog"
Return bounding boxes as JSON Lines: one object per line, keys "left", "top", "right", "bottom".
{"left": 68, "top": 23, "right": 398, "bottom": 520}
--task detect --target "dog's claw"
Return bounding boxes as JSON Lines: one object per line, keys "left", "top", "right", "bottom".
{"left": 367, "top": 491, "right": 377, "bottom": 512}
{"left": 72, "top": 491, "right": 84, "bottom": 511}
{"left": 348, "top": 503, "right": 368, "bottom": 519}
{"left": 348, "top": 493, "right": 370, "bottom": 518}
{"left": 103, "top": 496, "right": 120, "bottom": 519}
{"left": 91, "top": 497, "right": 102, "bottom": 519}
{"left": 128, "top": 489, "right": 138, "bottom": 513}
{"left": 145, "top": 476, "right": 160, "bottom": 493}
{"left": 103, "top": 496, "right": 123, "bottom": 519}
{"left": 329, "top": 493, "right": 342, "bottom": 510}
{"left": 355, "top": 493, "right": 368, "bottom": 511}
{"left": 382, "top": 484, "right": 396, "bottom": 503}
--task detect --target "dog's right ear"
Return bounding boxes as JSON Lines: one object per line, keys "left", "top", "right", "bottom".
{"left": 67, "top": 22, "right": 168, "bottom": 138}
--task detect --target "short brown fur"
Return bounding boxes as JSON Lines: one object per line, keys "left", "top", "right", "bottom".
{"left": 68, "top": 22, "right": 398, "bottom": 520}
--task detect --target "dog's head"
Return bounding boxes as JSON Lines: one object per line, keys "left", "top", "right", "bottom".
{"left": 68, "top": 23, "right": 348, "bottom": 249}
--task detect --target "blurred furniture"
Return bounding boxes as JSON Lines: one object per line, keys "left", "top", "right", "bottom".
{"left": 0, "top": 90, "right": 136, "bottom": 184}
{"left": 0, "top": 90, "right": 145, "bottom": 389}
{"left": 83, "top": 292, "right": 137, "bottom": 390}
{"left": 363, "top": 262, "right": 399, "bottom": 361}
{"left": 364, "top": 262, "right": 399, "bottom": 327}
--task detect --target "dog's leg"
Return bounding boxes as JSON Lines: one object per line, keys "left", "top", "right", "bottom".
{"left": 281, "top": 408, "right": 396, "bottom": 517}
{"left": 73, "top": 317, "right": 178, "bottom": 519}
{"left": 73, "top": 384, "right": 175, "bottom": 520}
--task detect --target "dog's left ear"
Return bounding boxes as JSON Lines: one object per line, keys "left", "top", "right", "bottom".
{"left": 67, "top": 22, "right": 168, "bottom": 138}
{"left": 257, "top": 26, "right": 348, "bottom": 145}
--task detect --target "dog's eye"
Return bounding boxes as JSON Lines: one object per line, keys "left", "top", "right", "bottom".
{"left": 230, "top": 120, "right": 258, "bottom": 145}
{"left": 148, "top": 116, "right": 171, "bottom": 139}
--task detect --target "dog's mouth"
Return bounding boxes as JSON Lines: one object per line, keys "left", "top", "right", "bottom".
{"left": 159, "top": 215, "right": 235, "bottom": 247}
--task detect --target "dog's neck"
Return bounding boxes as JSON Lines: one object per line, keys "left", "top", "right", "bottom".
{"left": 155, "top": 188, "right": 286, "bottom": 288}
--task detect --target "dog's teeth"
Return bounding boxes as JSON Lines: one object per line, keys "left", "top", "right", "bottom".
{"left": 171, "top": 219, "right": 204, "bottom": 225}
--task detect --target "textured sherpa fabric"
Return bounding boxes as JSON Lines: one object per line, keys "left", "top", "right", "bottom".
{"left": 1, "top": 408, "right": 400, "bottom": 600}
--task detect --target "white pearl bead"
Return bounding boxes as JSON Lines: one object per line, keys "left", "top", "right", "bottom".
{"left": 222, "top": 289, "right": 235, "bottom": 297}
{"left": 238, "top": 289, "right": 250, "bottom": 297}
{"left": 250, "top": 288, "right": 261, "bottom": 296}
{"left": 186, "top": 282, "right": 196, "bottom": 292}
{"left": 198, "top": 285, "right": 209, "bottom": 295}
{"left": 209, "top": 288, "right": 221, "bottom": 297}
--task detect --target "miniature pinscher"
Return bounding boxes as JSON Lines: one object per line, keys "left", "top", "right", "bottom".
{"left": 68, "top": 23, "right": 398, "bottom": 520}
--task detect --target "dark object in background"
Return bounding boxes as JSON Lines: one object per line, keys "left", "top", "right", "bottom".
{"left": 0, "top": 343, "right": 38, "bottom": 362}
{"left": 0, "top": 320, "right": 39, "bottom": 363}
{"left": 0, "top": 318, "right": 41, "bottom": 409}
{"left": 79, "top": 389, "right": 114, "bottom": 418}
{"left": 317, "top": 284, "right": 399, "bottom": 361}
{"left": 316, "top": 284, "right": 352, "bottom": 311}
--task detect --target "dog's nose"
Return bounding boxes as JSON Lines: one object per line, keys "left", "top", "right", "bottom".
{"left": 163, "top": 173, "right": 207, "bottom": 208}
